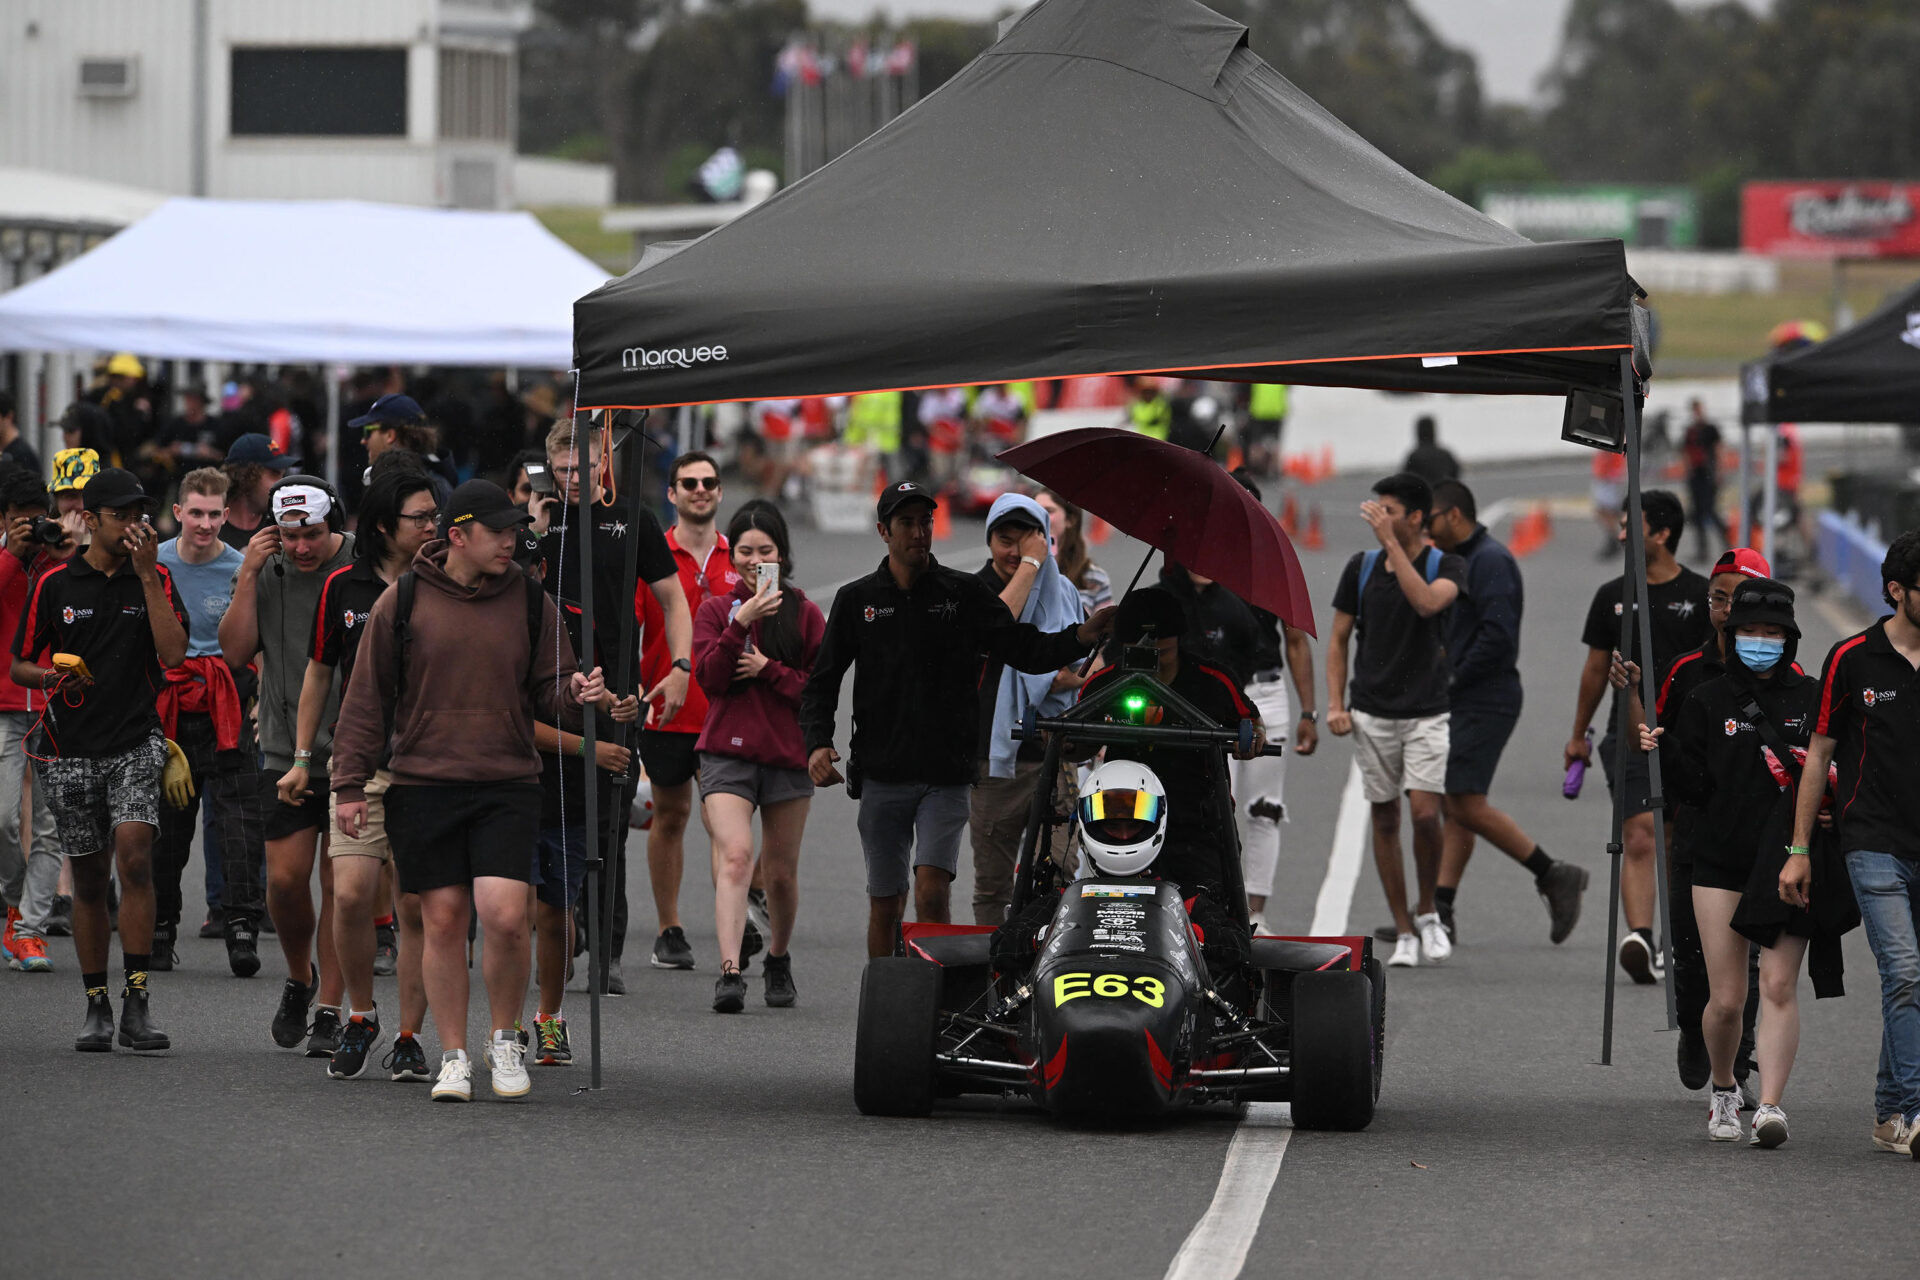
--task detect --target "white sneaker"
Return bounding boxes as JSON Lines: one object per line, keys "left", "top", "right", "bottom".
{"left": 1871, "top": 1115, "right": 1905, "bottom": 1152}
{"left": 1618, "top": 933, "right": 1660, "bottom": 985}
{"left": 1387, "top": 933, "right": 1419, "bottom": 968}
{"left": 432, "top": 1052, "right": 472, "bottom": 1103}
{"left": 1896, "top": 1115, "right": 1920, "bottom": 1158}
{"left": 1750, "top": 1104, "right": 1789, "bottom": 1148}
{"left": 1416, "top": 912, "right": 1452, "bottom": 964}
{"left": 1707, "top": 1087, "right": 1743, "bottom": 1141}
{"left": 486, "top": 1035, "right": 530, "bottom": 1100}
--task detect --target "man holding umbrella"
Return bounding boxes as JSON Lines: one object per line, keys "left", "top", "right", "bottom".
{"left": 801, "top": 482, "right": 1113, "bottom": 958}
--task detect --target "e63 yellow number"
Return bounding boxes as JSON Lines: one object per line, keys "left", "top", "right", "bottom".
{"left": 1053, "top": 972, "right": 1166, "bottom": 1009}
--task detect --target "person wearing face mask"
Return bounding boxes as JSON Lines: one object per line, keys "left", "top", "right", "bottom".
{"left": 1641, "top": 579, "right": 1819, "bottom": 1148}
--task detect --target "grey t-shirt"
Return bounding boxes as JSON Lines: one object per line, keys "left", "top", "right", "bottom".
{"left": 158, "top": 538, "right": 244, "bottom": 657}
{"left": 239, "top": 533, "right": 356, "bottom": 772}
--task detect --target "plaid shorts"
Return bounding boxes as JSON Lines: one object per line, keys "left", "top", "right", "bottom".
{"left": 33, "top": 730, "right": 166, "bottom": 857}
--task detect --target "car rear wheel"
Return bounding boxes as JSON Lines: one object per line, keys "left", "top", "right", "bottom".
{"left": 1289, "top": 970, "right": 1375, "bottom": 1131}
{"left": 854, "top": 957, "right": 942, "bottom": 1117}
{"left": 1363, "top": 953, "right": 1386, "bottom": 1101}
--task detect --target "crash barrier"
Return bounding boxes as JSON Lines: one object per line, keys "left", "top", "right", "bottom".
{"left": 1828, "top": 470, "right": 1920, "bottom": 546}
{"left": 1817, "top": 509, "right": 1890, "bottom": 617}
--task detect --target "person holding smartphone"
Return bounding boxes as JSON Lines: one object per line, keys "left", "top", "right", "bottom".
{"left": 693, "top": 505, "right": 826, "bottom": 1012}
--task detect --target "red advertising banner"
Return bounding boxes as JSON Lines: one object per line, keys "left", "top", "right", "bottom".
{"left": 1742, "top": 181, "right": 1920, "bottom": 258}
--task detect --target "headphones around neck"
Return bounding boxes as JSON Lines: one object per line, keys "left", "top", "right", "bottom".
{"left": 267, "top": 473, "right": 346, "bottom": 534}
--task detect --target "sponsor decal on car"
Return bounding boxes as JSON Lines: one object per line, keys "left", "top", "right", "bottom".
{"left": 1081, "top": 884, "right": 1155, "bottom": 898}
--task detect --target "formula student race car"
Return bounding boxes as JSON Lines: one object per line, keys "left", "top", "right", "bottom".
{"left": 854, "top": 643, "right": 1384, "bottom": 1127}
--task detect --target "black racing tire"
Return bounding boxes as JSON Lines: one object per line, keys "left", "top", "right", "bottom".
{"left": 1363, "top": 954, "right": 1387, "bottom": 1101}
{"left": 1290, "top": 970, "right": 1375, "bottom": 1131}
{"left": 853, "top": 957, "right": 942, "bottom": 1117}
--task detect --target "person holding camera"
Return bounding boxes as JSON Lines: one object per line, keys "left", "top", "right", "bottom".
{"left": 0, "top": 466, "right": 78, "bottom": 974}
{"left": 10, "top": 468, "right": 188, "bottom": 1052}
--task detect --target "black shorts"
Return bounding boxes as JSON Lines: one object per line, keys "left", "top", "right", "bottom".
{"left": 639, "top": 729, "right": 699, "bottom": 788}
{"left": 384, "top": 782, "right": 541, "bottom": 895}
{"left": 1690, "top": 859, "right": 1750, "bottom": 894}
{"left": 1598, "top": 731, "right": 1659, "bottom": 819}
{"left": 1445, "top": 705, "right": 1519, "bottom": 796}
{"left": 260, "top": 771, "right": 330, "bottom": 842}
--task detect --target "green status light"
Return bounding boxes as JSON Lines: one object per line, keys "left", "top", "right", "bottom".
{"left": 1124, "top": 693, "right": 1146, "bottom": 714}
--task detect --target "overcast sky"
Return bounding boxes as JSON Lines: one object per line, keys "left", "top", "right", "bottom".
{"left": 804, "top": 1, "right": 1765, "bottom": 105}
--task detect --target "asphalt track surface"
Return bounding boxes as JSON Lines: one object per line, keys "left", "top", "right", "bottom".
{"left": 5, "top": 449, "right": 1914, "bottom": 1278}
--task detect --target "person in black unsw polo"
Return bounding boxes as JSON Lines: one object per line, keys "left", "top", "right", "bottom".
{"left": 1787, "top": 530, "right": 1920, "bottom": 1156}
{"left": 10, "top": 468, "right": 188, "bottom": 1053}
{"left": 800, "top": 482, "right": 1115, "bottom": 959}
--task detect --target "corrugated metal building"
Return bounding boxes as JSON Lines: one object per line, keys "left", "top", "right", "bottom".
{"left": 0, "top": 0, "right": 528, "bottom": 209}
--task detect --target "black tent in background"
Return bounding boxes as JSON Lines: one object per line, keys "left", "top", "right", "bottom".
{"left": 572, "top": 0, "right": 1641, "bottom": 409}
{"left": 1742, "top": 278, "right": 1920, "bottom": 424}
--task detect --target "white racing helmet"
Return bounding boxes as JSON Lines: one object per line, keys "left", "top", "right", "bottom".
{"left": 1077, "top": 759, "right": 1168, "bottom": 878}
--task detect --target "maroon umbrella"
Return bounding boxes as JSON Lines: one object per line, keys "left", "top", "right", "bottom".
{"left": 999, "top": 427, "right": 1316, "bottom": 636}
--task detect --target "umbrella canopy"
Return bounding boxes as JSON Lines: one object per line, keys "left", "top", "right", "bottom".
{"left": 999, "top": 428, "right": 1315, "bottom": 635}
{"left": 573, "top": 0, "right": 1640, "bottom": 411}
{"left": 1742, "top": 278, "right": 1920, "bottom": 423}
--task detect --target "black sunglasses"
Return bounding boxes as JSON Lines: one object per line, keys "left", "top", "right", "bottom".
{"left": 676, "top": 476, "right": 720, "bottom": 492}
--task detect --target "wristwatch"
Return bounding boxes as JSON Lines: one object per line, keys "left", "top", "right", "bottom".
{"left": 1019, "top": 555, "right": 1043, "bottom": 571}
{"left": 1299, "top": 711, "right": 1317, "bottom": 724}
{"left": 671, "top": 658, "right": 692, "bottom": 674}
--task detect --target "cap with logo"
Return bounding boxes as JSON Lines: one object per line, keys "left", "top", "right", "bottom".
{"left": 1711, "top": 547, "right": 1772, "bottom": 580}
{"left": 350, "top": 393, "right": 426, "bottom": 431}
{"left": 51, "top": 447, "right": 101, "bottom": 493}
{"left": 81, "top": 467, "right": 155, "bottom": 513}
{"left": 271, "top": 482, "right": 334, "bottom": 528}
{"left": 441, "top": 479, "right": 532, "bottom": 537}
{"left": 876, "top": 480, "right": 938, "bottom": 523}
{"left": 226, "top": 432, "right": 300, "bottom": 469}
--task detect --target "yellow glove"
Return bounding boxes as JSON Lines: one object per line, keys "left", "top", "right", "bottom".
{"left": 161, "top": 739, "right": 195, "bottom": 810}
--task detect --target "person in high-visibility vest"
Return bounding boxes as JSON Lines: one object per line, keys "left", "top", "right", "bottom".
{"left": 845, "top": 392, "right": 903, "bottom": 456}
{"left": 1125, "top": 379, "right": 1171, "bottom": 441}
{"left": 1246, "top": 383, "right": 1289, "bottom": 476}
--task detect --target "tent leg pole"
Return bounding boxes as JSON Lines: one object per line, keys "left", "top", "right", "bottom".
{"left": 325, "top": 370, "right": 342, "bottom": 495}
{"left": 1736, "top": 422, "right": 1751, "bottom": 548}
{"left": 577, "top": 408, "right": 603, "bottom": 1091}
{"left": 1761, "top": 424, "right": 1779, "bottom": 570}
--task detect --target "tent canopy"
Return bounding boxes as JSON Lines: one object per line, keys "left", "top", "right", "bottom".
{"left": 0, "top": 198, "right": 607, "bottom": 367}
{"left": 1742, "top": 277, "right": 1920, "bottom": 423}
{"left": 0, "top": 167, "right": 169, "bottom": 231}
{"left": 573, "top": 0, "right": 1640, "bottom": 411}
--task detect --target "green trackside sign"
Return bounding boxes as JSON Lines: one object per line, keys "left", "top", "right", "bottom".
{"left": 1481, "top": 185, "right": 1699, "bottom": 248}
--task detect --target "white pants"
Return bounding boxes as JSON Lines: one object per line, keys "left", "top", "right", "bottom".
{"left": 1232, "top": 678, "right": 1290, "bottom": 898}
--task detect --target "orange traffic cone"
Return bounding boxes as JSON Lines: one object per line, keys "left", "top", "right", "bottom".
{"left": 1088, "top": 515, "right": 1111, "bottom": 545}
{"left": 1303, "top": 506, "right": 1325, "bottom": 551}
{"left": 872, "top": 467, "right": 887, "bottom": 500}
{"left": 931, "top": 495, "right": 953, "bottom": 542}
{"left": 1280, "top": 493, "right": 1299, "bottom": 537}
{"left": 1317, "top": 445, "right": 1335, "bottom": 483}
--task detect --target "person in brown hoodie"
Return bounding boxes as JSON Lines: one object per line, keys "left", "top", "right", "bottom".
{"left": 331, "top": 480, "right": 607, "bottom": 1103}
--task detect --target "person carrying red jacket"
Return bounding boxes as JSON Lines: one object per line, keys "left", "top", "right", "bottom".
{"left": 692, "top": 503, "right": 825, "bottom": 1013}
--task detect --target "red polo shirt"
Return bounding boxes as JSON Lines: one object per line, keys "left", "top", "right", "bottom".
{"left": 637, "top": 525, "right": 740, "bottom": 734}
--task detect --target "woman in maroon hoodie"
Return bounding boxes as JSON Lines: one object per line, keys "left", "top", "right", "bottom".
{"left": 694, "top": 504, "right": 826, "bottom": 1013}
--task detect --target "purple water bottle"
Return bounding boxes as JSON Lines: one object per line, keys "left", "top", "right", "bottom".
{"left": 1563, "top": 729, "right": 1593, "bottom": 800}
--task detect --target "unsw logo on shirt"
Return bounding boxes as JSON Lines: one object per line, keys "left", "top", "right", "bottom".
{"left": 1862, "top": 688, "right": 1897, "bottom": 707}
{"left": 343, "top": 608, "right": 369, "bottom": 630}
{"left": 1724, "top": 718, "right": 1744, "bottom": 736}
{"left": 862, "top": 605, "right": 894, "bottom": 623}
{"left": 60, "top": 605, "right": 93, "bottom": 624}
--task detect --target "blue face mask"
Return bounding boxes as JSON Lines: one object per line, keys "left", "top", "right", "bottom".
{"left": 1734, "top": 635, "right": 1786, "bottom": 672}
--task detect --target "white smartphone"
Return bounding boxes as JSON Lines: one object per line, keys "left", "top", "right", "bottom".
{"left": 756, "top": 562, "right": 780, "bottom": 595}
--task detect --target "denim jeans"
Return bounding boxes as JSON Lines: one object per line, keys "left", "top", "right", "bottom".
{"left": 0, "top": 710, "right": 63, "bottom": 939}
{"left": 1844, "top": 850, "right": 1920, "bottom": 1123}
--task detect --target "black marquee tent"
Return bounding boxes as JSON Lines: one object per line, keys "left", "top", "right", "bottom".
{"left": 568, "top": 0, "right": 1666, "bottom": 1068}
{"left": 1742, "top": 277, "right": 1920, "bottom": 424}
{"left": 572, "top": 0, "right": 1643, "bottom": 410}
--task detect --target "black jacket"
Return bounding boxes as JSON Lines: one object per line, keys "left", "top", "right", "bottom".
{"left": 1662, "top": 661, "right": 1817, "bottom": 878}
{"left": 1156, "top": 564, "right": 1262, "bottom": 687}
{"left": 801, "top": 556, "right": 1090, "bottom": 786}
{"left": 1445, "top": 525, "right": 1524, "bottom": 710}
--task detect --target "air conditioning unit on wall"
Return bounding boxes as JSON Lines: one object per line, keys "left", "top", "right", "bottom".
{"left": 78, "top": 57, "right": 139, "bottom": 98}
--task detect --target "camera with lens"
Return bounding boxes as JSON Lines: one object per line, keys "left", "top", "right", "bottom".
{"left": 30, "top": 517, "right": 67, "bottom": 547}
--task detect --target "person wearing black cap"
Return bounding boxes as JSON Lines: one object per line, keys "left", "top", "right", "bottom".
{"left": 10, "top": 467, "right": 188, "bottom": 1053}
{"left": 351, "top": 394, "right": 457, "bottom": 505}
{"left": 1641, "top": 578, "right": 1818, "bottom": 1147}
{"left": 801, "top": 481, "right": 1114, "bottom": 958}
{"left": 218, "top": 432, "right": 299, "bottom": 552}
{"left": 330, "top": 479, "right": 612, "bottom": 1103}
{"left": 1077, "top": 587, "right": 1265, "bottom": 900}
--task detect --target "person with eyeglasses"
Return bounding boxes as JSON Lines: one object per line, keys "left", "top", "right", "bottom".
{"left": 635, "top": 451, "right": 742, "bottom": 972}
{"left": 277, "top": 465, "right": 440, "bottom": 1081}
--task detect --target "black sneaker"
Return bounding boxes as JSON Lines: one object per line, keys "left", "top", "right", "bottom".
{"left": 117, "top": 981, "right": 170, "bottom": 1052}
{"left": 763, "top": 953, "right": 796, "bottom": 1008}
{"left": 45, "top": 894, "right": 73, "bottom": 937}
{"left": 76, "top": 989, "right": 114, "bottom": 1052}
{"left": 227, "top": 921, "right": 261, "bottom": 979}
{"left": 1677, "top": 1025, "right": 1711, "bottom": 1092}
{"left": 271, "top": 967, "right": 317, "bottom": 1048}
{"left": 328, "top": 1012, "right": 382, "bottom": 1080}
{"left": 713, "top": 967, "right": 747, "bottom": 1014}
{"left": 198, "top": 907, "right": 225, "bottom": 939}
{"left": 740, "top": 919, "right": 763, "bottom": 973}
{"left": 604, "top": 958, "right": 627, "bottom": 996}
{"left": 150, "top": 925, "right": 177, "bottom": 973}
{"left": 383, "top": 1033, "right": 431, "bottom": 1082}
{"left": 1539, "top": 862, "right": 1591, "bottom": 945}
{"left": 650, "top": 926, "right": 695, "bottom": 971}
{"left": 534, "top": 1016, "right": 573, "bottom": 1066}
{"left": 306, "top": 1007, "right": 344, "bottom": 1058}
{"left": 373, "top": 923, "right": 398, "bottom": 977}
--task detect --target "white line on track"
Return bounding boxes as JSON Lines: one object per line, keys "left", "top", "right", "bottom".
{"left": 1163, "top": 759, "right": 1368, "bottom": 1280}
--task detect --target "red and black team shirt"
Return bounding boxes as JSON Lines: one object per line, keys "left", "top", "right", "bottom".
{"left": 311, "top": 559, "right": 392, "bottom": 727}
{"left": 1814, "top": 620, "right": 1920, "bottom": 862}
{"left": 11, "top": 555, "right": 187, "bottom": 758}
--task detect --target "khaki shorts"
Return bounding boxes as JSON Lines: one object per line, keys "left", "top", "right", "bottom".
{"left": 1350, "top": 710, "right": 1449, "bottom": 803}
{"left": 328, "top": 770, "right": 393, "bottom": 862}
